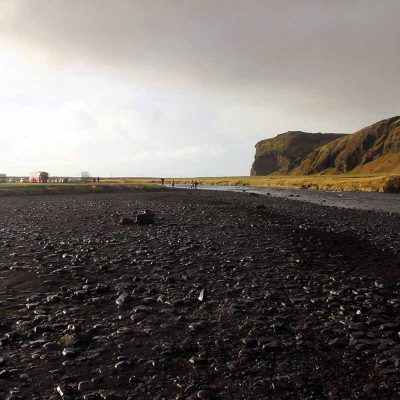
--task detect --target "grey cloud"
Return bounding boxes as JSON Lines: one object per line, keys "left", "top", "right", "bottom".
{"left": 0, "top": 0, "right": 399, "bottom": 126}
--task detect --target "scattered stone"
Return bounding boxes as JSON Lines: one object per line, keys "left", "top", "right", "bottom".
{"left": 119, "top": 218, "right": 135, "bottom": 225}
{"left": 56, "top": 384, "right": 70, "bottom": 397}
{"left": 115, "top": 292, "right": 130, "bottom": 307}
{"left": 198, "top": 288, "right": 207, "bottom": 302}
{"left": 136, "top": 211, "right": 155, "bottom": 225}
{"left": 62, "top": 348, "right": 77, "bottom": 358}
{"left": 262, "top": 341, "right": 281, "bottom": 351}
{"left": 130, "top": 313, "right": 147, "bottom": 323}
{"left": 197, "top": 389, "right": 213, "bottom": 399}
{"left": 188, "top": 320, "right": 207, "bottom": 332}
{"left": 115, "top": 361, "right": 131, "bottom": 371}
{"left": 78, "top": 381, "right": 94, "bottom": 392}
{"left": 328, "top": 338, "right": 348, "bottom": 348}
{"left": 0, "top": 189, "right": 399, "bottom": 399}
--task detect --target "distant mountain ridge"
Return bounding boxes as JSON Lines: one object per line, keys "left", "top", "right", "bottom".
{"left": 251, "top": 116, "right": 400, "bottom": 175}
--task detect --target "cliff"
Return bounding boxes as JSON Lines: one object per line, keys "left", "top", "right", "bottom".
{"left": 250, "top": 131, "right": 346, "bottom": 175}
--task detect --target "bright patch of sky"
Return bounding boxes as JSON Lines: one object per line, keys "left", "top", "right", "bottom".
{"left": 0, "top": 48, "right": 259, "bottom": 176}
{"left": 0, "top": 1, "right": 399, "bottom": 177}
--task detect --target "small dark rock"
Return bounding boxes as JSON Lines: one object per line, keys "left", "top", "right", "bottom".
{"left": 116, "top": 292, "right": 130, "bottom": 307}
{"left": 119, "top": 217, "right": 135, "bottom": 225}
{"left": 136, "top": 211, "right": 155, "bottom": 225}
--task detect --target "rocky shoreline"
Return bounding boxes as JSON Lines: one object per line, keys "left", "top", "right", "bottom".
{"left": 1, "top": 189, "right": 400, "bottom": 399}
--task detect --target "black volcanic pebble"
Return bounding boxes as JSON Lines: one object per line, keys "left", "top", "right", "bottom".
{"left": 119, "top": 217, "right": 135, "bottom": 225}
{"left": 136, "top": 211, "right": 155, "bottom": 225}
{"left": 0, "top": 190, "right": 400, "bottom": 399}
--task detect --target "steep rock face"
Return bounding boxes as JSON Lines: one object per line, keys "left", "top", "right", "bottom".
{"left": 250, "top": 131, "right": 346, "bottom": 176}
{"left": 295, "top": 116, "right": 400, "bottom": 174}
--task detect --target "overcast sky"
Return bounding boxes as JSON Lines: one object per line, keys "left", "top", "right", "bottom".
{"left": 0, "top": 0, "right": 399, "bottom": 177}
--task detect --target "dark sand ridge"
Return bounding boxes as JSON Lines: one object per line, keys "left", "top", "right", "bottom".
{"left": 0, "top": 189, "right": 400, "bottom": 399}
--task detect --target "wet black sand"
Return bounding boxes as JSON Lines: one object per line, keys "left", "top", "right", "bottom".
{"left": 182, "top": 184, "right": 400, "bottom": 214}
{"left": 1, "top": 189, "right": 400, "bottom": 399}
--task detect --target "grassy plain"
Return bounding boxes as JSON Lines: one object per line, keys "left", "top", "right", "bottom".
{"left": 0, "top": 183, "right": 161, "bottom": 197}
{"left": 1, "top": 173, "right": 400, "bottom": 196}
{"left": 107, "top": 173, "right": 400, "bottom": 193}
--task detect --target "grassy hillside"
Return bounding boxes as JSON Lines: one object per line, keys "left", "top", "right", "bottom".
{"left": 251, "top": 131, "right": 346, "bottom": 175}
{"left": 296, "top": 116, "right": 400, "bottom": 174}
{"left": 351, "top": 153, "right": 400, "bottom": 174}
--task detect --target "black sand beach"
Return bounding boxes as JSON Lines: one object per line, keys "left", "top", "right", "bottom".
{"left": 1, "top": 189, "right": 400, "bottom": 399}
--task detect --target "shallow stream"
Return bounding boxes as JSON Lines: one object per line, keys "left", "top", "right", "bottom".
{"left": 174, "top": 184, "right": 400, "bottom": 214}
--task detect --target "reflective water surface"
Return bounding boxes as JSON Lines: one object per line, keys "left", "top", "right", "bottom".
{"left": 173, "top": 184, "right": 400, "bottom": 214}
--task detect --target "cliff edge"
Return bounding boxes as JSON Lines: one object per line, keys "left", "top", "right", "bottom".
{"left": 251, "top": 116, "right": 400, "bottom": 176}
{"left": 250, "top": 131, "right": 346, "bottom": 175}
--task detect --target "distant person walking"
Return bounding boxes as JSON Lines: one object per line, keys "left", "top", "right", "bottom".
{"left": 194, "top": 180, "right": 198, "bottom": 189}
{"left": 190, "top": 180, "right": 195, "bottom": 189}
{"left": 172, "top": 180, "right": 175, "bottom": 188}
{"left": 97, "top": 177, "right": 100, "bottom": 183}
{"left": 161, "top": 178, "right": 165, "bottom": 185}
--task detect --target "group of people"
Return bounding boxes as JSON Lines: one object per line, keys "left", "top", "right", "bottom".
{"left": 160, "top": 178, "right": 198, "bottom": 189}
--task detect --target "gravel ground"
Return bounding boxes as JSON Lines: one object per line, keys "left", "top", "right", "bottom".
{"left": 192, "top": 185, "right": 400, "bottom": 214}
{"left": 1, "top": 189, "right": 400, "bottom": 399}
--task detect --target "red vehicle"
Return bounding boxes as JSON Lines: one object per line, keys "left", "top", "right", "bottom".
{"left": 29, "top": 171, "right": 49, "bottom": 183}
